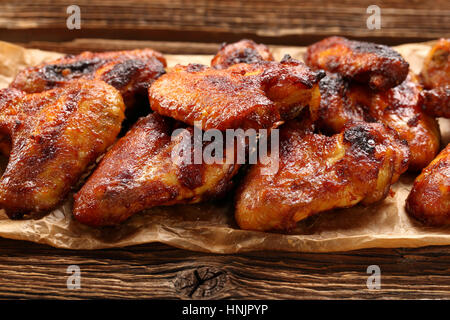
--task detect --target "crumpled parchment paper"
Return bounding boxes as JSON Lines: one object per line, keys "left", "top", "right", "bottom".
{"left": 0, "top": 40, "right": 449, "bottom": 253}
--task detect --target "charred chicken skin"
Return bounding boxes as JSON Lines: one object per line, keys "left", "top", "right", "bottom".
{"left": 309, "top": 72, "right": 440, "bottom": 170}
{"left": 305, "top": 36, "right": 409, "bottom": 90}
{"left": 211, "top": 39, "right": 274, "bottom": 69}
{"left": 406, "top": 144, "right": 450, "bottom": 225}
{"left": 0, "top": 80, "right": 125, "bottom": 219}
{"left": 10, "top": 49, "right": 166, "bottom": 111}
{"left": 73, "top": 113, "right": 240, "bottom": 226}
{"left": 235, "top": 121, "right": 410, "bottom": 232}
{"left": 149, "top": 58, "right": 324, "bottom": 131}
{"left": 420, "top": 38, "right": 450, "bottom": 118}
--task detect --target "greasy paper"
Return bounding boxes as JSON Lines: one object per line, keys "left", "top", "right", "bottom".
{"left": 0, "top": 40, "right": 449, "bottom": 253}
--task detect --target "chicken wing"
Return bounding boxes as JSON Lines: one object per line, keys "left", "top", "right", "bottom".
{"left": 305, "top": 36, "right": 409, "bottom": 90}
{"left": 370, "top": 74, "right": 441, "bottom": 170}
{"left": 73, "top": 113, "right": 240, "bottom": 226}
{"left": 309, "top": 73, "right": 440, "bottom": 170}
{"left": 0, "top": 80, "right": 125, "bottom": 219}
{"left": 149, "top": 58, "right": 324, "bottom": 131}
{"left": 421, "top": 38, "right": 450, "bottom": 89}
{"left": 211, "top": 39, "right": 274, "bottom": 69}
{"left": 10, "top": 49, "right": 166, "bottom": 112}
{"left": 420, "top": 39, "right": 450, "bottom": 118}
{"left": 406, "top": 144, "right": 450, "bottom": 225}
{"left": 235, "top": 121, "right": 409, "bottom": 231}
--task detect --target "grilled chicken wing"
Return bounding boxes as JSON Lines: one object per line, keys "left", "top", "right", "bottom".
{"left": 10, "top": 49, "right": 166, "bottom": 112}
{"left": 305, "top": 36, "right": 409, "bottom": 90}
{"left": 211, "top": 39, "right": 274, "bottom": 69}
{"left": 370, "top": 75, "right": 441, "bottom": 170}
{"left": 235, "top": 121, "right": 409, "bottom": 231}
{"left": 149, "top": 58, "right": 324, "bottom": 131}
{"left": 309, "top": 73, "right": 440, "bottom": 170}
{"left": 0, "top": 80, "right": 125, "bottom": 219}
{"left": 406, "top": 144, "right": 450, "bottom": 225}
{"left": 73, "top": 113, "right": 240, "bottom": 226}
{"left": 420, "top": 39, "right": 450, "bottom": 118}
{"left": 421, "top": 38, "right": 450, "bottom": 89}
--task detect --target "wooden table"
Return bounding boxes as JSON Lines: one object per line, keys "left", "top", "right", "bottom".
{"left": 0, "top": 0, "right": 449, "bottom": 299}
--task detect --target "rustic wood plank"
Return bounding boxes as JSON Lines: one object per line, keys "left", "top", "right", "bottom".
{"left": 16, "top": 38, "right": 223, "bottom": 55}
{"left": 0, "top": 238, "right": 449, "bottom": 299}
{"left": 0, "top": 0, "right": 449, "bottom": 47}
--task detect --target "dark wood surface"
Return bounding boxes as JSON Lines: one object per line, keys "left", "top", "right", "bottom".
{"left": 0, "top": 0, "right": 449, "bottom": 299}
{"left": 0, "top": 0, "right": 449, "bottom": 49}
{"left": 1, "top": 238, "right": 450, "bottom": 299}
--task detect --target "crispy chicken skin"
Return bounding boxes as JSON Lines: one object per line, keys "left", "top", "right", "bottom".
{"left": 235, "top": 121, "right": 410, "bottom": 231}
{"left": 305, "top": 36, "right": 409, "bottom": 90}
{"left": 10, "top": 49, "right": 166, "bottom": 111}
{"left": 73, "top": 113, "right": 240, "bottom": 226}
{"left": 0, "top": 80, "right": 125, "bottom": 219}
{"left": 406, "top": 144, "right": 450, "bottom": 225}
{"left": 149, "top": 58, "right": 324, "bottom": 131}
{"left": 420, "top": 39, "right": 450, "bottom": 118}
{"left": 211, "top": 39, "right": 274, "bottom": 69}
{"left": 309, "top": 73, "right": 440, "bottom": 170}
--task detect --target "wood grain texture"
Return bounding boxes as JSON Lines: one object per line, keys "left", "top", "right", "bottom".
{"left": 0, "top": 0, "right": 449, "bottom": 49}
{"left": 16, "top": 38, "right": 223, "bottom": 55}
{"left": 0, "top": 238, "right": 449, "bottom": 299}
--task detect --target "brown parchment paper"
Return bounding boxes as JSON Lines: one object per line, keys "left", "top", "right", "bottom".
{"left": 0, "top": 40, "right": 449, "bottom": 253}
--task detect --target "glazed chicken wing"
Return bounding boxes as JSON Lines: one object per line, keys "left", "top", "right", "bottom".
{"left": 211, "top": 39, "right": 274, "bottom": 69}
{"left": 10, "top": 49, "right": 166, "bottom": 112}
{"left": 421, "top": 38, "right": 450, "bottom": 89}
{"left": 73, "top": 113, "right": 240, "bottom": 226}
{"left": 305, "top": 36, "right": 409, "bottom": 90}
{"left": 370, "top": 75, "right": 441, "bottom": 170}
{"left": 406, "top": 144, "right": 450, "bottom": 225}
{"left": 420, "top": 39, "right": 450, "bottom": 118}
{"left": 235, "top": 121, "right": 409, "bottom": 231}
{"left": 149, "top": 58, "right": 324, "bottom": 131}
{"left": 309, "top": 73, "right": 440, "bottom": 170}
{"left": 0, "top": 80, "right": 125, "bottom": 219}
